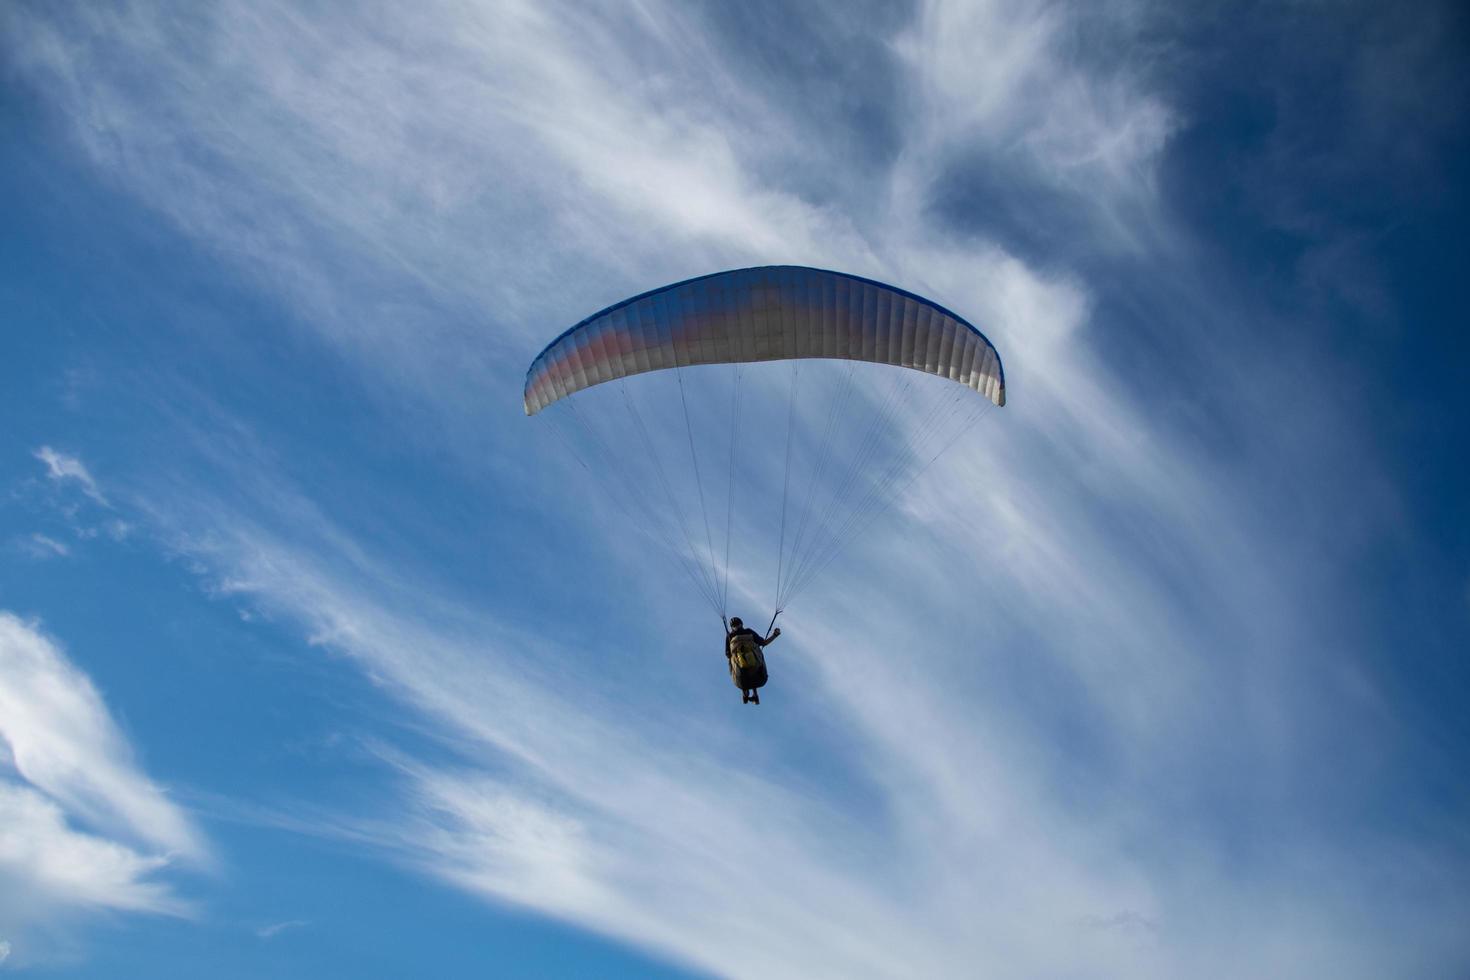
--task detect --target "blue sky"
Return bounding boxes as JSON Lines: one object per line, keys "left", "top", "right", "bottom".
{"left": 2, "top": 1, "right": 1468, "bottom": 977}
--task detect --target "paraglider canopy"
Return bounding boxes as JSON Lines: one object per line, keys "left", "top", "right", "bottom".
{"left": 526, "top": 265, "right": 1005, "bottom": 622}
{"left": 524, "top": 266, "right": 1005, "bottom": 415}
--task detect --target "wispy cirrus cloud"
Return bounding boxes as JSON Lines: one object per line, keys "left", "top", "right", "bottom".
{"left": 17, "top": 449, "right": 134, "bottom": 556}
{"left": 152, "top": 493, "right": 1162, "bottom": 978}
{"left": 4, "top": 0, "right": 1467, "bottom": 977}
{"left": 895, "top": 0, "right": 1176, "bottom": 244}
{"left": 33, "top": 447, "right": 108, "bottom": 507}
{"left": 1, "top": 0, "right": 1086, "bottom": 402}
{"left": 0, "top": 615, "right": 206, "bottom": 962}
{"left": 255, "top": 918, "right": 309, "bottom": 940}
{"left": 21, "top": 533, "right": 71, "bottom": 559}
{"left": 0, "top": 615, "right": 205, "bottom": 862}
{"left": 137, "top": 425, "right": 1469, "bottom": 978}
{"left": 0, "top": 783, "right": 188, "bottom": 916}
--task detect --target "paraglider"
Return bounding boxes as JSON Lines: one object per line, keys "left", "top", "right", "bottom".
{"left": 725, "top": 616, "right": 781, "bottom": 705}
{"left": 525, "top": 265, "right": 1004, "bottom": 701}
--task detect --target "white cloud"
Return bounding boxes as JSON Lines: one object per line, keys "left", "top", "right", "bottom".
{"left": 5, "top": 1, "right": 1466, "bottom": 976}
{"left": 0, "top": 614, "right": 206, "bottom": 864}
{"left": 147, "top": 470, "right": 1470, "bottom": 978}
{"left": 0, "top": 0, "right": 1079, "bottom": 415}
{"left": 32, "top": 447, "right": 108, "bottom": 507}
{"left": 255, "top": 919, "right": 309, "bottom": 940}
{"left": 894, "top": 0, "right": 1177, "bottom": 248}
{"left": 23, "top": 534, "right": 71, "bottom": 559}
{"left": 154, "top": 500, "right": 1145, "bottom": 976}
{"left": 0, "top": 615, "right": 206, "bottom": 953}
{"left": 0, "top": 612, "right": 206, "bottom": 964}
{"left": 0, "top": 782, "right": 188, "bottom": 917}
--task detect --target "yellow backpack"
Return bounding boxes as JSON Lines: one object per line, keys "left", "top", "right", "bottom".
{"left": 729, "top": 633, "right": 764, "bottom": 670}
